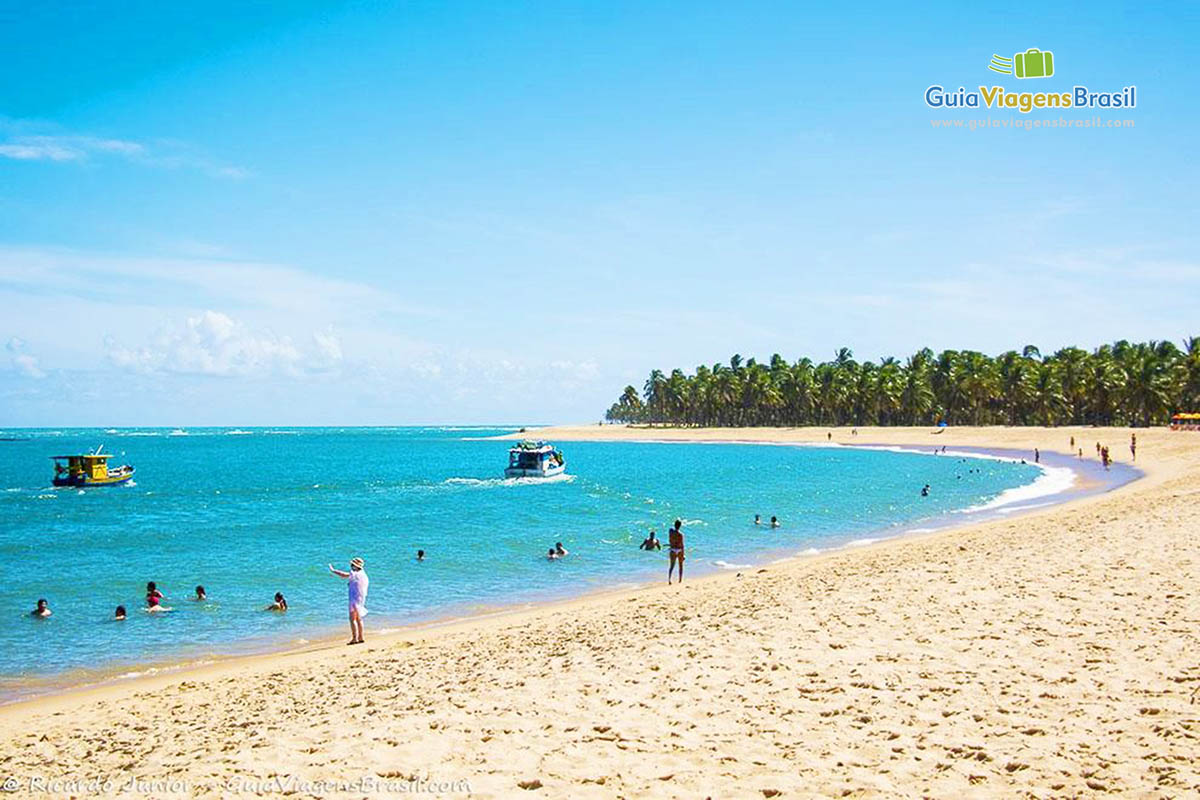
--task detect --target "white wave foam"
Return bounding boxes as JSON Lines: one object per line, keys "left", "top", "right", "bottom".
{"left": 847, "top": 536, "right": 892, "bottom": 548}
{"left": 994, "top": 500, "right": 1056, "bottom": 514}
{"left": 907, "top": 526, "right": 938, "bottom": 533}
{"left": 713, "top": 560, "right": 752, "bottom": 569}
{"left": 798, "top": 547, "right": 822, "bottom": 556}
{"left": 957, "top": 464, "right": 1075, "bottom": 513}
{"left": 169, "top": 429, "right": 188, "bottom": 436}
{"left": 443, "top": 473, "right": 575, "bottom": 488}
{"left": 225, "top": 429, "right": 253, "bottom": 435}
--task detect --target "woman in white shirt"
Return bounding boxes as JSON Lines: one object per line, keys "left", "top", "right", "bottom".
{"left": 328, "top": 557, "right": 369, "bottom": 645}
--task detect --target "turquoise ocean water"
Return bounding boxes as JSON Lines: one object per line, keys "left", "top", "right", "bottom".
{"left": 0, "top": 426, "right": 1045, "bottom": 697}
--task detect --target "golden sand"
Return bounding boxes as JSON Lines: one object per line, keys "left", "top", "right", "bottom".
{"left": 0, "top": 426, "right": 1196, "bottom": 798}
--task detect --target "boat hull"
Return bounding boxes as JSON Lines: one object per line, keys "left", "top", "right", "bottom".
{"left": 53, "top": 469, "right": 135, "bottom": 488}
{"left": 504, "top": 464, "right": 566, "bottom": 479}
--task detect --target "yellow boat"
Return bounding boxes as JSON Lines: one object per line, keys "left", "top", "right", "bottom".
{"left": 51, "top": 447, "right": 135, "bottom": 487}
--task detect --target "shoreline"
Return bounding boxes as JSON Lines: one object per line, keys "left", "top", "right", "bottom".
{"left": 1, "top": 425, "right": 1193, "bottom": 798}
{"left": 0, "top": 436, "right": 1131, "bottom": 707}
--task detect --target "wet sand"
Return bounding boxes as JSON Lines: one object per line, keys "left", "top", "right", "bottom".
{"left": 0, "top": 426, "right": 1195, "bottom": 798}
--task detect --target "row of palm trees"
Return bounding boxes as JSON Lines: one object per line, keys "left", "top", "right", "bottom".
{"left": 605, "top": 339, "right": 1200, "bottom": 428}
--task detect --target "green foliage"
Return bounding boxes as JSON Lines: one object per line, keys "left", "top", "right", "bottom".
{"left": 604, "top": 338, "right": 1200, "bottom": 427}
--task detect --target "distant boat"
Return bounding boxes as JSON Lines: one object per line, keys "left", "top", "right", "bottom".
{"left": 51, "top": 446, "right": 135, "bottom": 487}
{"left": 504, "top": 441, "right": 565, "bottom": 478}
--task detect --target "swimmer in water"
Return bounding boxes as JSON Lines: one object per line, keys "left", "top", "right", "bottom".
{"left": 114, "top": 605, "right": 127, "bottom": 621}
{"left": 921, "top": 484, "right": 930, "bottom": 497}
{"left": 416, "top": 549, "right": 425, "bottom": 561}
{"left": 31, "top": 598, "right": 51, "bottom": 618}
{"left": 145, "top": 581, "right": 168, "bottom": 612}
{"left": 194, "top": 585, "right": 207, "bottom": 601}
{"left": 770, "top": 516, "right": 780, "bottom": 528}
{"left": 555, "top": 542, "right": 568, "bottom": 557}
{"left": 640, "top": 530, "right": 662, "bottom": 550}
{"left": 754, "top": 514, "right": 761, "bottom": 525}
{"left": 547, "top": 548, "right": 559, "bottom": 560}
{"left": 266, "top": 592, "right": 288, "bottom": 612}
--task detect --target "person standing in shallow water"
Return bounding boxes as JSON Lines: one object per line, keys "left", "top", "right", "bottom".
{"left": 1034, "top": 448, "right": 1040, "bottom": 463}
{"left": 328, "top": 557, "right": 369, "bottom": 645}
{"left": 668, "top": 519, "right": 685, "bottom": 585}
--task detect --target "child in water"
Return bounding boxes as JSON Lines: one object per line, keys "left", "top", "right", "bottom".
{"left": 114, "top": 605, "right": 127, "bottom": 621}
{"left": 266, "top": 592, "right": 288, "bottom": 611}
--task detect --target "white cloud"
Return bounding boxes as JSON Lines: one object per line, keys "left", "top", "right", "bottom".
{"left": 106, "top": 310, "right": 342, "bottom": 378}
{"left": 0, "top": 126, "right": 244, "bottom": 179}
{"left": 6, "top": 336, "right": 46, "bottom": 378}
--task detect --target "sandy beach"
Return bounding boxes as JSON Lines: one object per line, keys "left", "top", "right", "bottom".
{"left": 0, "top": 425, "right": 1196, "bottom": 798}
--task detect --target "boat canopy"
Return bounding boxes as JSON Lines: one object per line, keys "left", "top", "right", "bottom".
{"left": 509, "top": 440, "right": 555, "bottom": 453}
{"left": 50, "top": 453, "right": 112, "bottom": 460}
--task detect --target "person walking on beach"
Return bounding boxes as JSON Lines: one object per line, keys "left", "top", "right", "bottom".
{"left": 1130, "top": 433, "right": 1137, "bottom": 461}
{"left": 1034, "top": 448, "right": 1040, "bottom": 463}
{"left": 329, "top": 557, "right": 369, "bottom": 645}
{"left": 668, "top": 519, "right": 685, "bottom": 585}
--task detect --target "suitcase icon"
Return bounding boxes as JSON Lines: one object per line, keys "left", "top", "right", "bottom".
{"left": 1014, "top": 48, "right": 1054, "bottom": 79}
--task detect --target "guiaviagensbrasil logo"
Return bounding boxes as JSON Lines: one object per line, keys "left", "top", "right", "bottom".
{"left": 989, "top": 48, "right": 1054, "bottom": 79}
{"left": 925, "top": 48, "right": 1136, "bottom": 114}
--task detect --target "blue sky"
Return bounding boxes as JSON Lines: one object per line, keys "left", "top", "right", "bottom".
{"left": 1, "top": 1, "right": 1197, "bottom": 425}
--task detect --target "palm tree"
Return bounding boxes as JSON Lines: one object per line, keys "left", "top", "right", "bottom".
{"left": 1054, "top": 346, "right": 1091, "bottom": 424}
{"left": 643, "top": 369, "right": 666, "bottom": 424}
{"left": 1180, "top": 336, "right": 1200, "bottom": 411}
{"left": 608, "top": 336, "right": 1196, "bottom": 427}
{"left": 1029, "top": 362, "right": 1066, "bottom": 426}
{"left": 1121, "top": 343, "right": 1172, "bottom": 427}
{"left": 900, "top": 351, "right": 934, "bottom": 424}
{"left": 996, "top": 350, "right": 1035, "bottom": 425}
